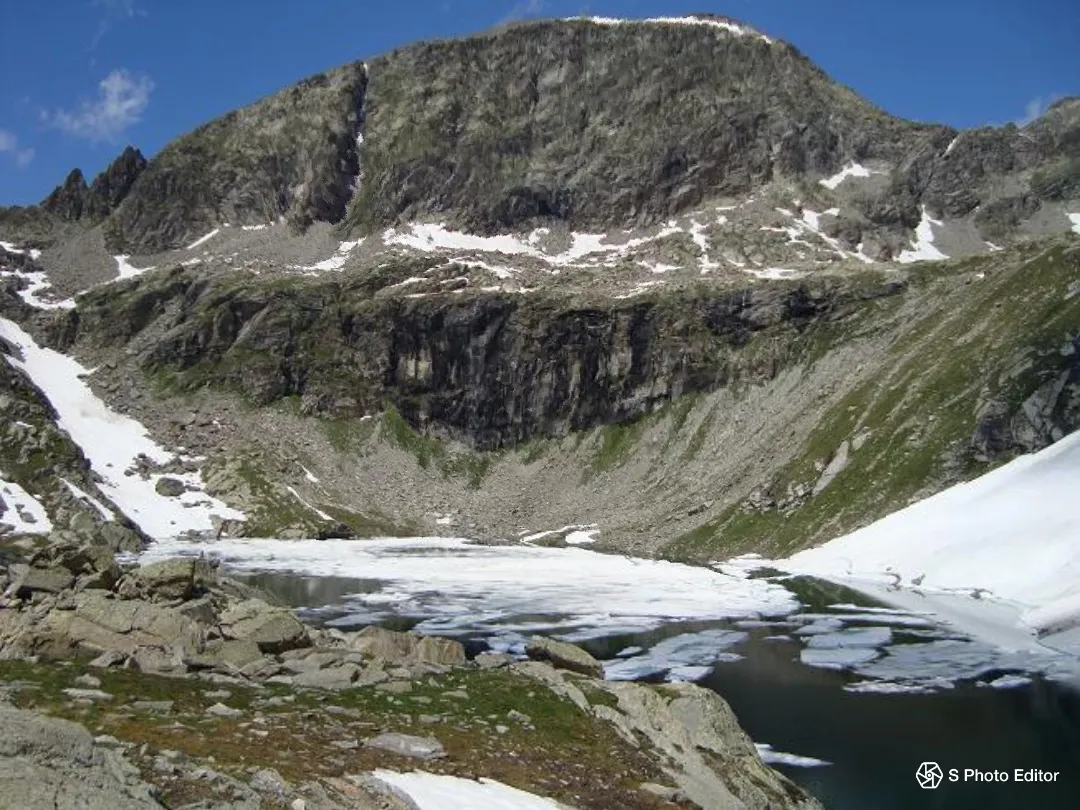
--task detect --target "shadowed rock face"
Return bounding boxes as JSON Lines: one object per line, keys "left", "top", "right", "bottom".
{"left": 62, "top": 264, "right": 901, "bottom": 450}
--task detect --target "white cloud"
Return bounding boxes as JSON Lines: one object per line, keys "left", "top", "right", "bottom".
{"left": 46, "top": 70, "right": 154, "bottom": 142}
{"left": 1018, "top": 94, "right": 1063, "bottom": 126}
{"left": 0, "top": 129, "right": 34, "bottom": 168}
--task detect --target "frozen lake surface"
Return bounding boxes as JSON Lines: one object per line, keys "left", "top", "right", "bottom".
{"left": 143, "top": 536, "right": 1080, "bottom": 809}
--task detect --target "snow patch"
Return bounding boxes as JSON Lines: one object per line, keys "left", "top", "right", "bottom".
{"left": 0, "top": 475, "right": 52, "bottom": 535}
{"left": 755, "top": 743, "right": 832, "bottom": 768}
{"left": 372, "top": 770, "right": 563, "bottom": 810}
{"left": 114, "top": 255, "right": 155, "bottom": 281}
{"left": 301, "top": 239, "right": 363, "bottom": 273}
{"left": 1068, "top": 213, "right": 1080, "bottom": 234}
{"left": 819, "top": 163, "right": 875, "bottom": 190}
{"left": 0, "top": 269, "right": 76, "bottom": 310}
{"left": 944, "top": 135, "right": 961, "bottom": 157}
{"left": 284, "top": 486, "right": 333, "bottom": 522}
{"left": 0, "top": 317, "right": 245, "bottom": 538}
{"left": 300, "top": 465, "right": 319, "bottom": 484}
{"left": 185, "top": 229, "right": 220, "bottom": 251}
{"left": 897, "top": 207, "right": 948, "bottom": 263}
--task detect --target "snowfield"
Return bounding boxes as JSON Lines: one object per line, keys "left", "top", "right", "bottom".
{"left": 0, "top": 317, "right": 245, "bottom": 538}
{"left": 778, "top": 430, "right": 1080, "bottom": 650}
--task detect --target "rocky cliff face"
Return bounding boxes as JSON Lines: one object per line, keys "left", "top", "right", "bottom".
{"left": 344, "top": 18, "right": 925, "bottom": 237}
{"left": 60, "top": 261, "right": 901, "bottom": 450}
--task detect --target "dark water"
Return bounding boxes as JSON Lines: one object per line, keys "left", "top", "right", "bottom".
{"left": 235, "top": 569, "right": 1080, "bottom": 809}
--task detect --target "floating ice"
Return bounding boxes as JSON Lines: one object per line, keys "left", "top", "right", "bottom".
{"left": 140, "top": 537, "right": 799, "bottom": 641}
{"left": 604, "top": 628, "right": 748, "bottom": 681}
{"left": 805, "top": 627, "right": 893, "bottom": 649}
{"left": 800, "top": 646, "right": 880, "bottom": 670}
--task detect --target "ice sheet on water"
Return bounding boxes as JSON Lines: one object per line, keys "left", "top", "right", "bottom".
{"left": 141, "top": 537, "right": 798, "bottom": 642}
{"left": 800, "top": 647, "right": 881, "bottom": 670}
{"left": 794, "top": 618, "right": 846, "bottom": 636}
{"left": 805, "top": 627, "right": 893, "bottom": 649}
{"left": 604, "top": 628, "right": 748, "bottom": 681}
{"left": 372, "top": 769, "right": 563, "bottom": 809}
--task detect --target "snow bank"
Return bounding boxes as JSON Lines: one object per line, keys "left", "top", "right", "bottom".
{"left": 780, "top": 430, "right": 1080, "bottom": 642}
{"left": 0, "top": 317, "right": 245, "bottom": 538}
{"left": 897, "top": 208, "right": 948, "bottom": 263}
{"left": 0, "top": 475, "right": 52, "bottom": 534}
{"left": 819, "top": 163, "right": 874, "bottom": 190}
{"left": 141, "top": 536, "right": 799, "bottom": 640}
{"left": 372, "top": 770, "right": 562, "bottom": 810}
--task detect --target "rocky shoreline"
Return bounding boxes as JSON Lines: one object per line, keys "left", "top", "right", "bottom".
{"left": 0, "top": 531, "right": 821, "bottom": 810}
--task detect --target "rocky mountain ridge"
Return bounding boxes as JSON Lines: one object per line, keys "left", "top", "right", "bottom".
{"left": 2, "top": 16, "right": 1078, "bottom": 267}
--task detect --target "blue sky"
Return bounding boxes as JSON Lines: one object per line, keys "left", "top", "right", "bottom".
{"left": 1, "top": 0, "right": 1077, "bottom": 205}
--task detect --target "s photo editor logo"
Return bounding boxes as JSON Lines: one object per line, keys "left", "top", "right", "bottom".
{"left": 917, "top": 762, "right": 944, "bottom": 790}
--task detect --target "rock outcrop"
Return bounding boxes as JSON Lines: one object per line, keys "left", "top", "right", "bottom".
{"left": 0, "top": 702, "right": 162, "bottom": 810}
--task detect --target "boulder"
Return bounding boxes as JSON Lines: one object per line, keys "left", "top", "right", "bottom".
{"left": 43, "top": 592, "right": 202, "bottom": 658}
{"left": 186, "top": 639, "right": 264, "bottom": 672}
{"left": 120, "top": 557, "right": 215, "bottom": 601}
{"left": 292, "top": 663, "right": 360, "bottom": 691}
{"left": 0, "top": 703, "right": 162, "bottom": 809}
{"left": 219, "top": 599, "right": 308, "bottom": 653}
{"left": 364, "top": 733, "right": 445, "bottom": 760}
{"left": 154, "top": 477, "right": 186, "bottom": 497}
{"left": 346, "top": 626, "right": 465, "bottom": 667}
{"left": 13, "top": 567, "right": 73, "bottom": 597}
{"left": 97, "top": 524, "right": 143, "bottom": 554}
{"left": 525, "top": 636, "right": 604, "bottom": 678}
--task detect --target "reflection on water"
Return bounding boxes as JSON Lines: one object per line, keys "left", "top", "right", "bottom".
{"left": 232, "top": 571, "right": 382, "bottom": 608}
